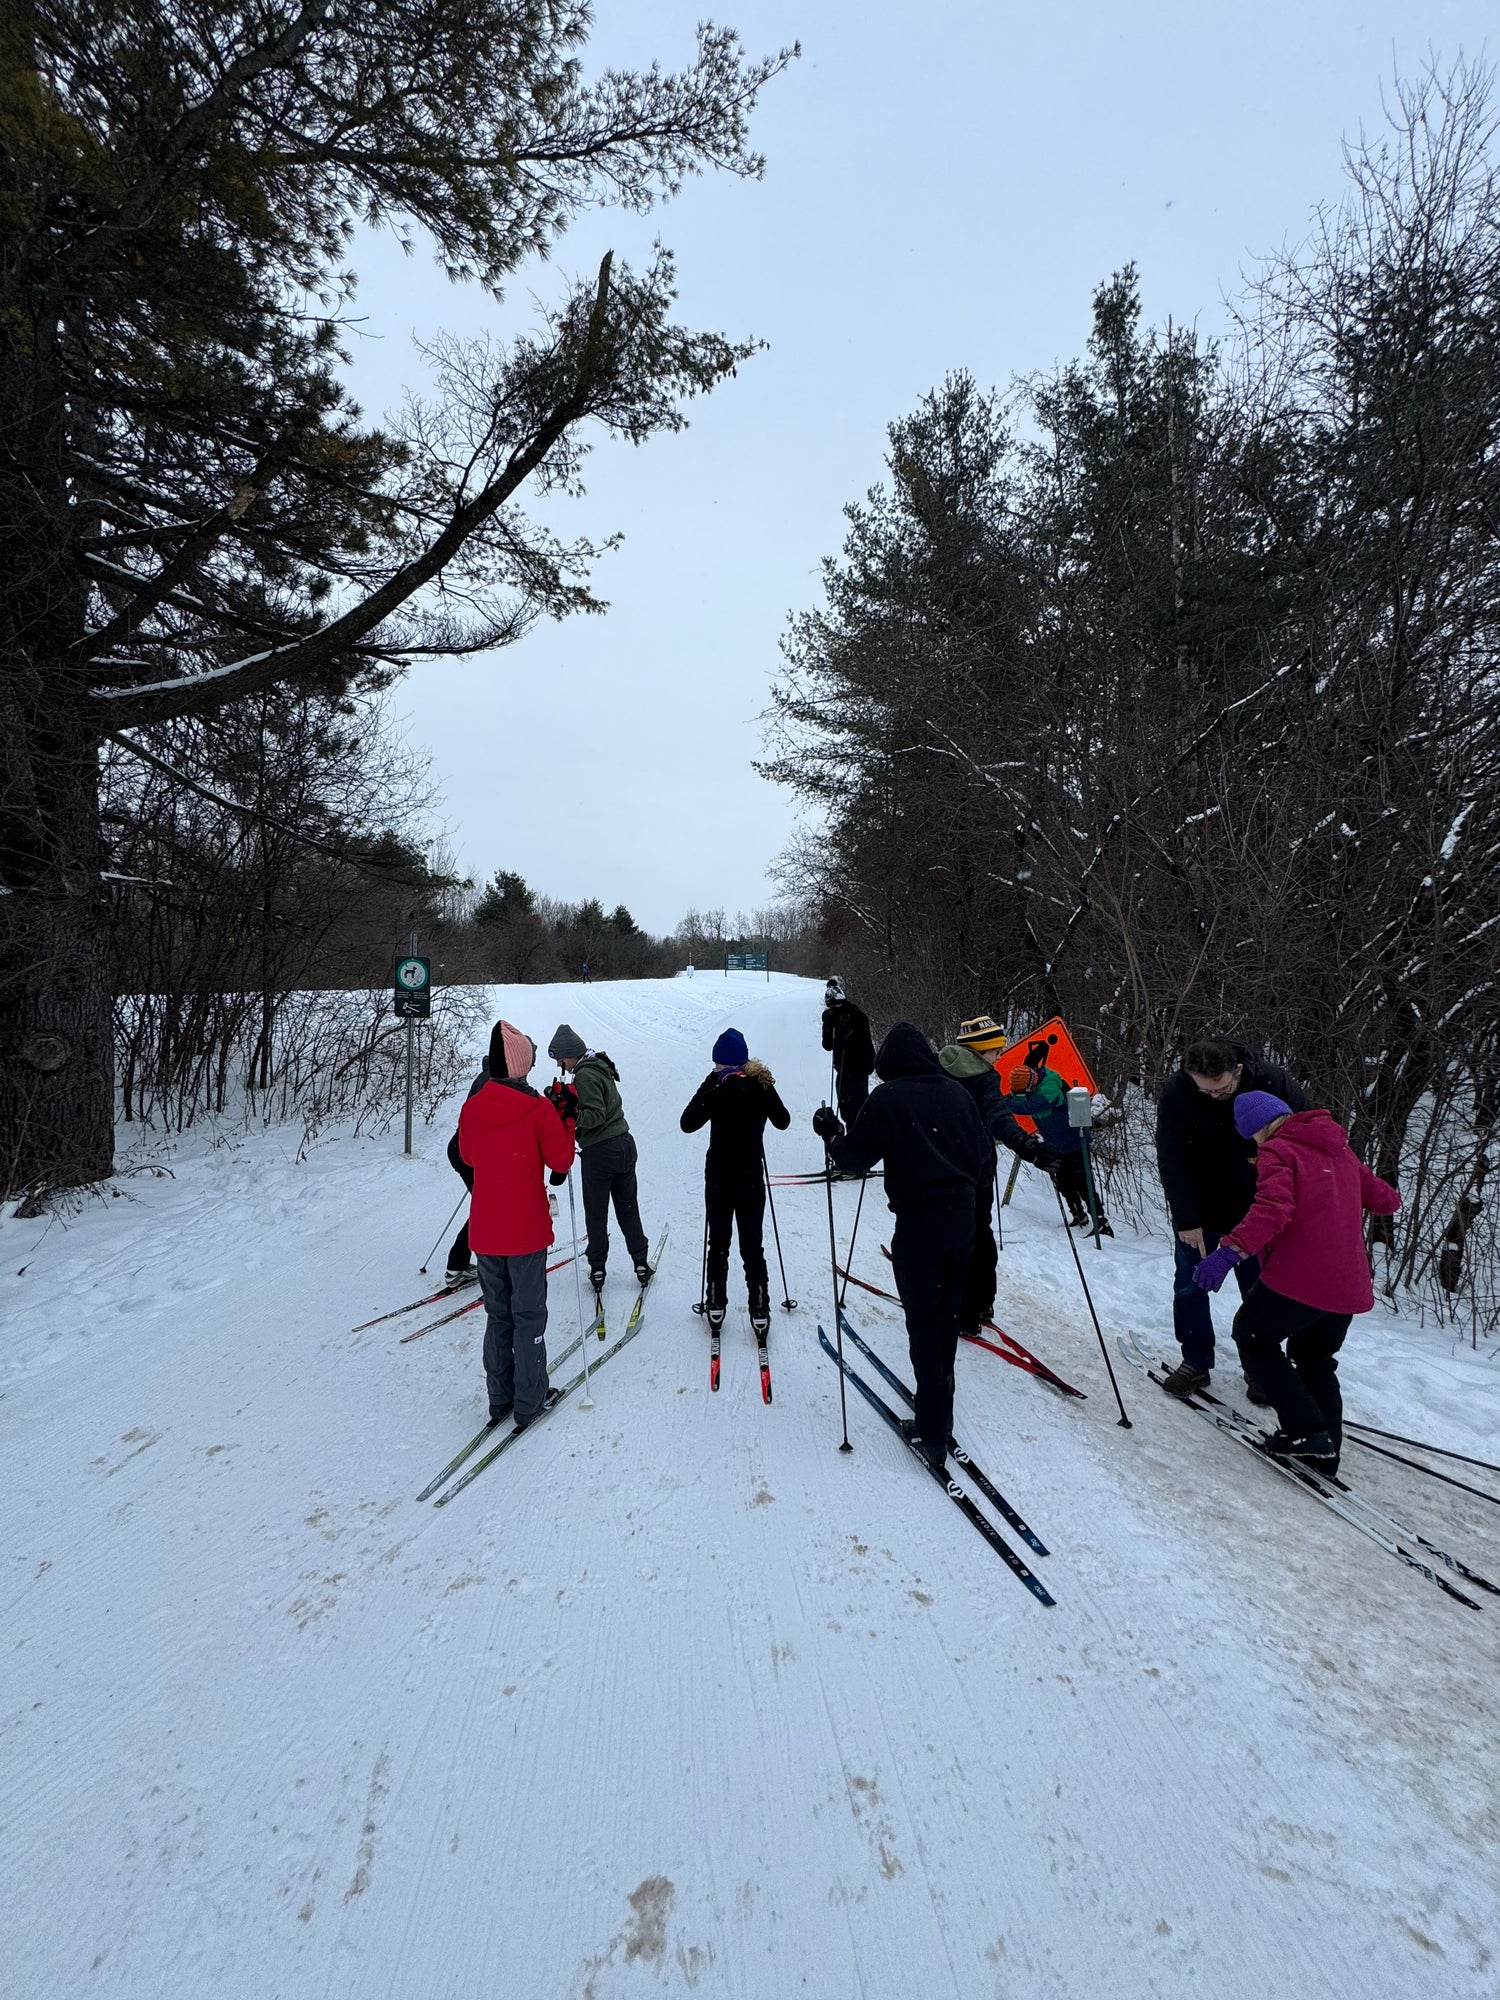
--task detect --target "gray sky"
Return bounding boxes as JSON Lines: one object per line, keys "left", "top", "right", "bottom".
{"left": 345, "top": 2, "right": 1491, "bottom": 935}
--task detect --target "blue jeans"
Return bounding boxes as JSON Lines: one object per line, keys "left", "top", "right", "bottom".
{"left": 1172, "top": 1229, "right": 1260, "bottom": 1370}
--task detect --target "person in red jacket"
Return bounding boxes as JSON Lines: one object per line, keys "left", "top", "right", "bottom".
{"left": 458, "top": 1019, "right": 576, "bottom": 1429}
{"left": 1192, "top": 1090, "right": 1400, "bottom": 1473}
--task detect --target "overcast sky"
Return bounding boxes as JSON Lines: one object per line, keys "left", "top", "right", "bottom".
{"left": 344, "top": 2, "right": 1492, "bottom": 935}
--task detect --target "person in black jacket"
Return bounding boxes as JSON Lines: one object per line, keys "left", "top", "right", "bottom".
{"left": 441, "top": 1060, "right": 493, "bottom": 1285}
{"left": 821, "top": 978, "right": 875, "bottom": 1123}
{"left": 813, "top": 1022, "right": 990, "bottom": 1469}
{"left": 1155, "top": 1035, "right": 1310, "bottom": 1396}
{"left": 938, "top": 1040, "right": 1050, "bottom": 1334}
{"left": 680, "top": 1028, "right": 791, "bottom": 1334}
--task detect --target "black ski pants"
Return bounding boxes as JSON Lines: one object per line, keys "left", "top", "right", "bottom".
{"left": 705, "top": 1161, "right": 768, "bottom": 1307}
{"left": 446, "top": 1132, "right": 474, "bottom": 1271}
{"left": 958, "top": 1178, "right": 998, "bottom": 1332}
{"left": 1232, "top": 1282, "right": 1351, "bottom": 1447}
{"left": 836, "top": 1063, "right": 871, "bottom": 1124}
{"left": 581, "top": 1132, "right": 648, "bottom": 1274}
{"left": 889, "top": 1192, "right": 974, "bottom": 1453}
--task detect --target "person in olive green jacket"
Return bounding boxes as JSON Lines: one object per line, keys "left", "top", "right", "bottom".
{"left": 546, "top": 1023, "right": 652, "bottom": 1292}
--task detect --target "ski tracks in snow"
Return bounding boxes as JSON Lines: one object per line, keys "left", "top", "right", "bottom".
{"left": 3, "top": 975, "right": 1499, "bottom": 1996}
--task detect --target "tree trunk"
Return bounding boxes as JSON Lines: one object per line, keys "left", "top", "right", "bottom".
{"left": 0, "top": 713, "right": 115, "bottom": 1199}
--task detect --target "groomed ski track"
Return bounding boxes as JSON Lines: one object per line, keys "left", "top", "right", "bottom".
{"left": 3, "top": 974, "right": 1498, "bottom": 1998}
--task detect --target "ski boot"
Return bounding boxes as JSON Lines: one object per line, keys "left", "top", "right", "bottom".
{"left": 445, "top": 1264, "right": 477, "bottom": 1290}
{"left": 512, "top": 1386, "right": 564, "bottom": 1432}
{"left": 899, "top": 1418, "right": 947, "bottom": 1473}
{"left": 1260, "top": 1428, "right": 1339, "bottom": 1476}
{"left": 633, "top": 1256, "right": 655, "bottom": 1288}
{"left": 748, "top": 1279, "right": 771, "bottom": 1339}
{"left": 486, "top": 1401, "right": 513, "bottom": 1429}
{"left": 705, "top": 1279, "right": 727, "bottom": 1335}
{"left": 1160, "top": 1359, "right": 1211, "bottom": 1399}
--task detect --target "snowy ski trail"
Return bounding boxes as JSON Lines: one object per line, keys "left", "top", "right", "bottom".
{"left": 3, "top": 973, "right": 1499, "bottom": 1997}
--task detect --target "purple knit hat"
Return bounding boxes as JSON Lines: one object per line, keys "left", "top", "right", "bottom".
{"left": 1234, "top": 1090, "right": 1291, "bottom": 1139}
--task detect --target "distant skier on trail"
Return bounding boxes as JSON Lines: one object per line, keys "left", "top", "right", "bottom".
{"left": 546, "top": 1024, "right": 654, "bottom": 1298}
{"left": 1155, "top": 1036, "right": 1310, "bottom": 1399}
{"left": 813, "top": 1022, "right": 990, "bottom": 1471}
{"left": 1191, "top": 1091, "right": 1400, "bottom": 1473}
{"left": 457, "top": 1020, "right": 575, "bottom": 1429}
{"left": 996, "top": 1042, "right": 1112, "bottom": 1238}
{"left": 938, "top": 1038, "right": 1051, "bottom": 1336}
{"left": 821, "top": 977, "right": 875, "bottom": 1124}
{"left": 680, "top": 1028, "right": 791, "bottom": 1334}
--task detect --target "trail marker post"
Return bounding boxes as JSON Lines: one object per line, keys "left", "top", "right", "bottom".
{"left": 394, "top": 940, "right": 431, "bottom": 1156}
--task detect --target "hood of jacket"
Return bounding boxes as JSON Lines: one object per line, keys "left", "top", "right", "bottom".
{"left": 577, "top": 1050, "right": 621, "bottom": 1083}
{"left": 938, "top": 1043, "right": 993, "bottom": 1080}
{"left": 465, "top": 1076, "right": 540, "bottom": 1130}
{"left": 876, "top": 1021, "right": 943, "bottom": 1082}
{"left": 742, "top": 1058, "right": 778, "bottom": 1089}
{"left": 1267, "top": 1106, "right": 1348, "bottom": 1157}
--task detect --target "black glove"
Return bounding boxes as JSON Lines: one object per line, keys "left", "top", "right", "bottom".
{"left": 548, "top": 1169, "right": 568, "bottom": 1187}
{"left": 1028, "top": 1142, "right": 1063, "bottom": 1175}
{"left": 812, "top": 1105, "right": 843, "bottom": 1143}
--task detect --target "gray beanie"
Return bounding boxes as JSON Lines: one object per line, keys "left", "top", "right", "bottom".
{"left": 548, "top": 1022, "right": 587, "bottom": 1064}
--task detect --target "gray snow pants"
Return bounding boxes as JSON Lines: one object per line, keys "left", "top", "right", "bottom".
{"left": 476, "top": 1248, "right": 551, "bottom": 1421}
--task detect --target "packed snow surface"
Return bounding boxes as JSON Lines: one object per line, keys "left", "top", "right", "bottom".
{"left": 4, "top": 974, "right": 1499, "bottom": 1998}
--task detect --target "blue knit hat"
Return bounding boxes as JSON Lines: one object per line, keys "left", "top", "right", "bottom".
{"left": 1234, "top": 1090, "right": 1291, "bottom": 1139}
{"left": 712, "top": 1028, "right": 748, "bottom": 1067}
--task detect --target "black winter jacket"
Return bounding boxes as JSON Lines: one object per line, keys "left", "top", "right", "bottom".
{"left": 821, "top": 999, "right": 875, "bottom": 1078}
{"left": 680, "top": 1061, "right": 791, "bottom": 1175}
{"left": 828, "top": 1023, "right": 989, "bottom": 1211}
{"left": 1155, "top": 1041, "right": 1311, "bottom": 1230}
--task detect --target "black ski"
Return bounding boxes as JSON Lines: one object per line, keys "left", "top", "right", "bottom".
{"left": 838, "top": 1310, "right": 1047, "bottom": 1557}
{"left": 351, "top": 1270, "right": 477, "bottom": 1333}
{"left": 1121, "top": 1335, "right": 1498, "bottom": 1599}
{"left": 434, "top": 1313, "right": 646, "bottom": 1508}
{"left": 817, "top": 1327, "right": 1055, "bottom": 1607}
{"left": 1118, "top": 1341, "right": 1484, "bottom": 1610}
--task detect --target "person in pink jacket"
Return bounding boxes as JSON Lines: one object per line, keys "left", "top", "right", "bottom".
{"left": 1191, "top": 1090, "right": 1400, "bottom": 1472}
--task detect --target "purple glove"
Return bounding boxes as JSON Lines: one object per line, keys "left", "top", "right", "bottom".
{"left": 1192, "top": 1243, "right": 1242, "bottom": 1293}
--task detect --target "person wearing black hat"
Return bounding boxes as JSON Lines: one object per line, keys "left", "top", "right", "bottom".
{"left": 680, "top": 1028, "right": 791, "bottom": 1332}
{"left": 813, "top": 1022, "right": 990, "bottom": 1470}
{"left": 821, "top": 977, "right": 875, "bottom": 1124}
{"left": 547, "top": 1022, "right": 652, "bottom": 1292}
{"left": 1155, "top": 1035, "right": 1310, "bottom": 1398}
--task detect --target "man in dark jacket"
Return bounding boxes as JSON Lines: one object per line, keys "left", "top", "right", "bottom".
{"left": 680, "top": 1028, "right": 791, "bottom": 1333}
{"left": 813, "top": 1022, "right": 990, "bottom": 1469}
{"left": 547, "top": 1023, "right": 652, "bottom": 1293}
{"left": 938, "top": 1041, "right": 1048, "bottom": 1334}
{"left": 1154, "top": 1035, "right": 1310, "bottom": 1396}
{"left": 821, "top": 978, "right": 875, "bottom": 1123}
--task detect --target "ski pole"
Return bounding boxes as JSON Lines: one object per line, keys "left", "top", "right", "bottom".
{"left": 762, "top": 1150, "right": 797, "bottom": 1310}
{"left": 418, "top": 1189, "right": 468, "bottom": 1275}
{"left": 1001, "top": 1151, "right": 1023, "bottom": 1209}
{"left": 994, "top": 1167, "right": 1004, "bottom": 1255}
{"left": 1053, "top": 1177, "right": 1131, "bottom": 1427}
{"left": 837, "top": 1171, "right": 867, "bottom": 1310}
{"left": 821, "top": 1117, "right": 853, "bottom": 1453}
{"left": 566, "top": 1170, "right": 595, "bottom": 1409}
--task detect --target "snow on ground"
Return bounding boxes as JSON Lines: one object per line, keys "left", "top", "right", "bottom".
{"left": 3, "top": 973, "right": 1498, "bottom": 2000}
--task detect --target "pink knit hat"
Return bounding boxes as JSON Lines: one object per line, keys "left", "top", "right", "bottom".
{"left": 488, "top": 1019, "right": 536, "bottom": 1079}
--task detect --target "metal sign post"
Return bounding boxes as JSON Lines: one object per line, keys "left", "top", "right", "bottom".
{"left": 393, "top": 941, "right": 431, "bottom": 1156}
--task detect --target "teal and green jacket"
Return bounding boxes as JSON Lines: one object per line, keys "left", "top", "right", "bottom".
{"left": 573, "top": 1052, "right": 630, "bottom": 1149}
{"left": 996, "top": 1067, "right": 1082, "bottom": 1156}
